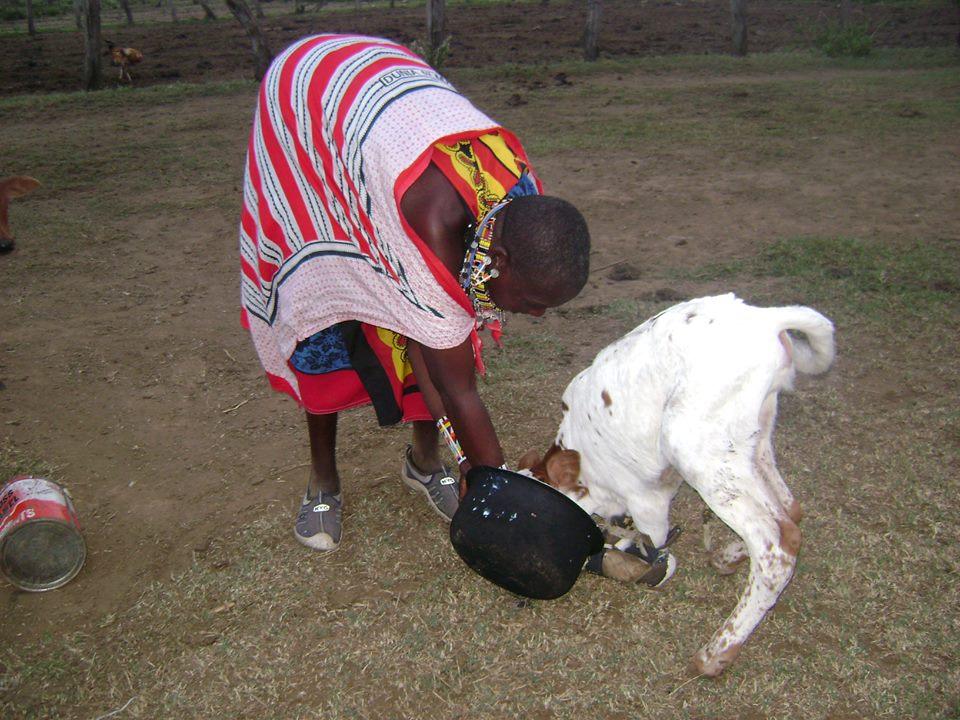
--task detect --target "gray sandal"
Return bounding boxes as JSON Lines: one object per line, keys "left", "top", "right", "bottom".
{"left": 401, "top": 446, "right": 459, "bottom": 522}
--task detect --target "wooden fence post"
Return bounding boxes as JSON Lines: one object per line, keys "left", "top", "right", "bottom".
{"left": 840, "top": 0, "right": 852, "bottom": 27}
{"left": 196, "top": 0, "right": 217, "bottom": 20}
{"left": 119, "top": 0, "right": 134, "bottom": 24}
{"left": 81, "top": 0, "right": 102, "bottom": 90}
{"left": 427, "top": 0, "right": 446, "bottom": 58}
{"left": 731, "top": 0, "right": 747, "bottom": 56}
{"left": 225, "top": 0, "right": 274, "bottom": 81}
{"left": 584, "top": 0, "right": 601, "bottom": 61}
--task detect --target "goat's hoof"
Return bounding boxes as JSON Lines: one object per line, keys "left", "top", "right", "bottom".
{"left": 600, "top": 549, "right": 654, "bottom": 583}
{"left": 688, "top": 643, "right": 742, "bottom": 678}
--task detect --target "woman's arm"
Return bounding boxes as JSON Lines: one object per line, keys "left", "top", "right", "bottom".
{"left": 407, "top": 337, "right": 505, "bottom": 491}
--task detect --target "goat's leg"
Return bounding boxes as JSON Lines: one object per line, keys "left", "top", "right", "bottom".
{"left": 703, "top": 392, "right": 800, "bottom": 573}
{"left": 624, "top": 483, "right": 679, "bottom": 586}
{"left": 686, "top": 473, "right": 800, "bottom": 677}
{"left": 755, "top": 393, "right": 802, "bottom": 523}
{"left": 624, "top": 469, "right": 681, "bottom": 548}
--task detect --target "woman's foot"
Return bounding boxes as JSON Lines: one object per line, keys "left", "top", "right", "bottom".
{"left": 401, "top": 446, "right": 459, "bottom": 521}
{"left": 294, "top": 490, "right": 342, "bottom": 551}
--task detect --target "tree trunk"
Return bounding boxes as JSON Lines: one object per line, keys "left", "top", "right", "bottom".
{"left": 167, "top": 0, "right": 178, "bottom": 21}
{"left": 26, "top": 0, "right": 36, "bottom": 34}
{"left": 731, "top": 0, "right": 747, "bottom": 56}
{"left": 196, "top": 0, "right": 217, "bottom": 19}
{"left": 81, "top": 0, "right": 102, "bottom": 90}
{"left": 74, "top": 0, "right": 83, "bottom": 29}
{"left": 427, "top": 0, "right": 445, "bottom": 58}
{"left": 840, "top": 0, "right": 852, "bottom": 28}
{"left": 225, "top": 0, "right": 274, "bottom": 81}
{"left": 119, "top": 0, "right": 134, "bottom": 24}
{"left": 253, "top": 0, "right": 265, "bottom": 19}
{"left": 584, "top": 0, "right": 601, "bottom": 61}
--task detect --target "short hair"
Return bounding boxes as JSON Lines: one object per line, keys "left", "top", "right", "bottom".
{"left": 499, "top": 195, "right": 590, "bottom": 301}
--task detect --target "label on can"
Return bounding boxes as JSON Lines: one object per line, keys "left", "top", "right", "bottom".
{"left": 0, "top": 475, "right": 86, "bottom": 592}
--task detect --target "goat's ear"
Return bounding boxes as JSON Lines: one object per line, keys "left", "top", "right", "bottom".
{"left": 517, "top": 449, "right": 541, "bottom": 471}
{"left": 544, "top": 448, "right": 581, "bottom": 489}
{"left": 0, "top": 177, "right": 41, "bottom": 200}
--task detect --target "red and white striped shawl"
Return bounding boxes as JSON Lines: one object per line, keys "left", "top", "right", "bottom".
{"left": 240, "top": 35, "right": 533, "bottom": 398}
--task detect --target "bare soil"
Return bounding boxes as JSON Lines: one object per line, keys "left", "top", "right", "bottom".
{"left": 0, "top": 0, "right": 957, "bottom": 95}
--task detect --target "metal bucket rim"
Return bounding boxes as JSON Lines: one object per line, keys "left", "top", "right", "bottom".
{"left": 0, "top": 517, "right": 87, "bottom": 592}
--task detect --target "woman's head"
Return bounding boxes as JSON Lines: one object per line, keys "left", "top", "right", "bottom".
{"left": 487, "top": 195, "right": 590, "bottom": 315}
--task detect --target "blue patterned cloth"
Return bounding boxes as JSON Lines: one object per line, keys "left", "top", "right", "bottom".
{"left": 290, "top": 326, "right": 352, "bottom": 374}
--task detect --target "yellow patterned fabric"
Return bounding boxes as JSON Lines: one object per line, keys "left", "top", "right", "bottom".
{"left": 431, "top": 132, "right": 530, "bottom": 221}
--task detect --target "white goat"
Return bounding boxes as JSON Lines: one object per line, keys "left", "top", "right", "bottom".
{"left": 521, "top": 293, "right": 835, "bottom": 676}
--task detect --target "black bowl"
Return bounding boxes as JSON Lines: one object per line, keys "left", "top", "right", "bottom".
{"left": 449, "top": 466, "right": 604, "bottom": 600}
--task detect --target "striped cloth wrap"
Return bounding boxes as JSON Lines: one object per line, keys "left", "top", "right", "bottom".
{"left": 239, "top": 34, "right": 535, "bottom": 406}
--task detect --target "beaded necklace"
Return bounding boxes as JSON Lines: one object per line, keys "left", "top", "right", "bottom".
{"left": 459, "top": 197, "right": 511, "bottom": 330}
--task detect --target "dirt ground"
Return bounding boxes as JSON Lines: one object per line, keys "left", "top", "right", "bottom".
{"left": 0, "top": 0, "right": 957, "bottom": 95}
{"left": 0, "top": 0, "right": 958, "bottom": 679}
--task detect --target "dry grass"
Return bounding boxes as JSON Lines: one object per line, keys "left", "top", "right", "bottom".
{"left": 2, "top": 49, "right": 959, "bottom": 719}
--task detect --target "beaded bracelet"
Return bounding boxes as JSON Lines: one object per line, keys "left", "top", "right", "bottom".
{"left": 436, "top": 416, "right": 467, "bottom": 466}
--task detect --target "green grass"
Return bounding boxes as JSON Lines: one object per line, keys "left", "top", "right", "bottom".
{"left": 475, "top": 46, "right": 959, "bottom": 85}
{"left": 760, "top": 235, "right": 959, "bottom": 298}
{"left": 0, "top": 78, "right": 255, "bottom": 113}
{"left": 813, "top": 21, "right": 877, "bottom": 57}
{"left": 514, "top": 63, "right": 960, "bottom": 156}
{"left": 670, "top": 236, "right": 960, "bottom": 321}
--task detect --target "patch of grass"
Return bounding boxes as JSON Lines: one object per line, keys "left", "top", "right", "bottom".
{"left": 469, "top": 46, "right": 959, "bottom": 87}
{"left": 669, "top": 258, "right": 746, "bottom": 283}
{"left": 673, "top": 236, "right": 960, "bottom": 324}
{"left": 0, "top": 442, "right": 57, "bottom": 481}
{"left": 508, "top": 62, "right": 959, "bottom": 158}
{"left": 0, "top": 78, "right": 255, "bottom": 114}
{"left": 757, "top": 236, "right": 960, "bottom": 313}
{"left": 813, "top": 21, "right": 877, "bottom": 57}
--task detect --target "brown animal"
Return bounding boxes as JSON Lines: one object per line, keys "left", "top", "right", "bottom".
{"left": 106, "top": 41, "right": 144, "bottom": 82}
{"left": 0, "top": 176, "right": 41, "bottom": 253}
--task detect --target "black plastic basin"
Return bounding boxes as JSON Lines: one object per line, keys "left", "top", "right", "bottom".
{"left": 450, "top": 466, "right": 604, "bottom": 600}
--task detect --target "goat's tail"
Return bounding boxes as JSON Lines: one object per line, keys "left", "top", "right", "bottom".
{"left": 770, "top": 306, "right": 835, "bottom": 375}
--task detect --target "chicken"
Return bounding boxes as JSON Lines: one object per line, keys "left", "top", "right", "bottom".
{"left": 106, "top": 41, "right": 144, "bottom": 82}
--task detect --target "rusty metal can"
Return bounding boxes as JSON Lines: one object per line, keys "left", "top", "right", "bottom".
{"left": 0, "top": 475, "right": 86, "bottom": 592}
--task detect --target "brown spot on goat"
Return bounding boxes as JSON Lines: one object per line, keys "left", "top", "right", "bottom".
{"left": 786, "top": 499, "right": 803, "bottom": 524}
{"left": 601, "top": 389, "right": 612, "bottom": 407}
{"left": 778, "top": 517, "right": 802, "bottom": 557}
